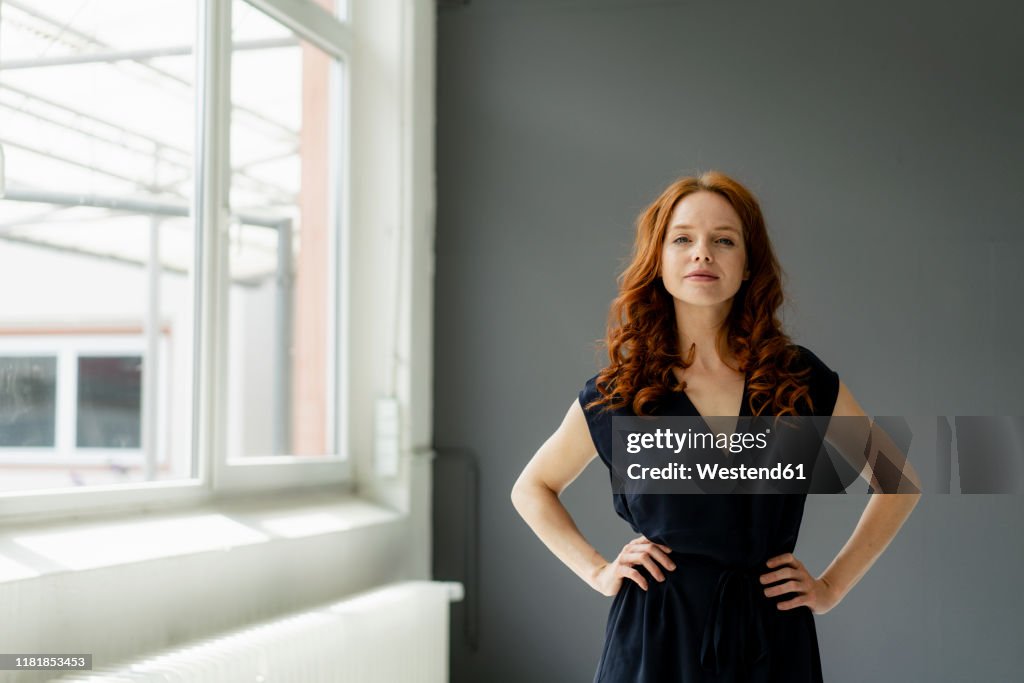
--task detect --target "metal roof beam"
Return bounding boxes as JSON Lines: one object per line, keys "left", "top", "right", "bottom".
{"left": 0, "top": 38, "right": 299, "bottom": 70}
{"left": 0, "top": 82, "right": 192, "bottom": 157}
{"left": 1, "top": 95, "right": 297, "bottom": 201}
{"left": 3, "top": 186, "right": 287, "bottom": 228}
{"left": 3, "top": 0, "right": 298, "bottom": 140}
{"left": 0, "top": 136, "right": 181, "bottom": 196}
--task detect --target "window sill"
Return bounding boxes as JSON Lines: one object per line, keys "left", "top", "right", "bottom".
{"left": 0, "top": 485, "right": 431, "bottom": 674}
{"left": 0, "top": 488, "right": 402, "bottom": 584}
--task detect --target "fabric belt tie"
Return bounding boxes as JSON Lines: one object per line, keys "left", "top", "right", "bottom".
{"left": 699, "top": 567, "right": 769, "bottom": 675}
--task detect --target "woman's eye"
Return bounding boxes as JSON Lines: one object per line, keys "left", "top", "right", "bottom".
{"left": 716, "top": 238, "right": 735, "bottom": 246}
{"left": 673, "top": 236, "right": 690, "bottom": 244}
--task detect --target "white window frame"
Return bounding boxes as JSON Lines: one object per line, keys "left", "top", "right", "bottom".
{"left": 208, "top": 0, "right": 352, "bottom": 492}
{"left": 0, "top": 0, "right": 385, "bottom": 521}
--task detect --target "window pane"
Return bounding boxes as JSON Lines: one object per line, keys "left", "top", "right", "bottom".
{"left": 0, "top": 1, "right": 196, "bottom": 492}
{"left": 76, "top": 356, "right": 142, "bottom": 449}
{"left": 227, "top": 0, "right": 341, "bottom": 458}
{"left": 0, "top": 357, "right": 57, "bottom": 448}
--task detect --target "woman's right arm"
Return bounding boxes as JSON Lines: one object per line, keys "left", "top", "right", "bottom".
{"left": 510, "top": 398, "right": 675, "bottom": 596}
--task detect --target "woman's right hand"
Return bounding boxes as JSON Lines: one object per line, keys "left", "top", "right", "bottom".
{"left": 590, "top": 536, "right": 676, "bottom": 596}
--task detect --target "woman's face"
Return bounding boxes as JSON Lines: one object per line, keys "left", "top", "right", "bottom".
{"left": 660, "top": 191, "right": 749, "bottom": 309}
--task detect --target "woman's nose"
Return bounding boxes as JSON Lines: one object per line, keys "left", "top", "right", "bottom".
{"left": 692, "top": 240, "right": 712, "bottom": 262}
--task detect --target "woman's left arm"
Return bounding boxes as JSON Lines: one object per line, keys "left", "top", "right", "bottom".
{"left": 760, "top": 381, "right": 922, "bottom": 614}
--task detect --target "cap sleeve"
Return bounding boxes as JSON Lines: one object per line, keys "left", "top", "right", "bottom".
{"left": 578, "top": 374, "right": 639, "bottom": 532}
{"left": 578, "top": 374, "right": 614, "bottom": 469}
{"left": 793, "top": 345, "right": 841, "bottom": 416}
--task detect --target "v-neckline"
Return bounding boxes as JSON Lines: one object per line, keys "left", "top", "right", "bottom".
{"left": 672, "top": 368, "right": 752, "bottom": 420}
{"left": 672, "top": 369, "right": 752, "bottom": 458}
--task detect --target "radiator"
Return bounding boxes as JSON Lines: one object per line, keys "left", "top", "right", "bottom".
{"left": 54, "top": 580, "right": 463, "bottom": 683}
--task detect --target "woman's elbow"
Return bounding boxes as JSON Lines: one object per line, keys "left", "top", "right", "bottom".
{"left": 510, "top": 473, "right": 550, "bottom": 515}
{"left": 510, "top": 474, "right": 531, "bottom": 513}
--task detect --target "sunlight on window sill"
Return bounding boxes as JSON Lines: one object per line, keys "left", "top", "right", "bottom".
{"left": 0, "top": 554, "right": 39, "bottom": 582}
{"left": 0, "top": 494, "right": 401, "bottom": 583}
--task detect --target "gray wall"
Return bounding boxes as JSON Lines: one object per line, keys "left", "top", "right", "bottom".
{"left": 433, "top": 1, "right": 1024, "bottom": 681}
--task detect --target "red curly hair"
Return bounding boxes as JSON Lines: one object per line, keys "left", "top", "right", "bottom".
{"left": 587, "top": 171, "right": 813, "bottom": 417}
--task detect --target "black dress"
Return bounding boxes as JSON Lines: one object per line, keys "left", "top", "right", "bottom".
{"left": 578, "top": 345, "right": 840, "bottom": 683}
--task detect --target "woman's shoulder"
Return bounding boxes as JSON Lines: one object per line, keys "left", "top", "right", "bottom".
{"left": 578, "top": 371, "right": 611, "bottom": 414}
{"left": 786, "top": 343, "right": 840, "bottom": 416}
{"left": 578, "top": 370, "right": 633, "bottom": 418}
{"left": 788, "top": 344, "right": 837, "bottom": 376}
{"left": 576, "top": 371, "right": 621, "bottom": 467}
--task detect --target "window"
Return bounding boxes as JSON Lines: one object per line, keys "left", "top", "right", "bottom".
{"left": 76, "top": 355, "right": 143, "bottom": 450}
{"left": 226, "top": 1, "right": 343, "bottom": 459}
{"left": 0, "top": 0, "right": 358, "bottom": 514}
{"left": 0, "top": 333, "right": 176, "bottom": 493}
{"left": 0, "top": 356, "right": 57, "bottom": 449}
{"left": 0, "top": 0, "right": 198, "bottom": 495}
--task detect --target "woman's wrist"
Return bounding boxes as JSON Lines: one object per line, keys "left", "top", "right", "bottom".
{"left": 587, "top": 560, "right": 609, "bottom": 590}
{"left": 817, "top": 573, "right": 847, "bottom": 606}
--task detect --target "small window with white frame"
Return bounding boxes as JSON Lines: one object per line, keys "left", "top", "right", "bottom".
{"left": 0, "top": 331, "right": 175, "bottom": 493}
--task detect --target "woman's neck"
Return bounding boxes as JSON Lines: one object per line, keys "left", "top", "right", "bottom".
{"left": 672, "top": 300, "right": 735, "bottom": 372}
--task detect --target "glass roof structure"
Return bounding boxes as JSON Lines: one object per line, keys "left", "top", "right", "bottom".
{"left": 0, "top": 0, "right": 305, "bottom": 282}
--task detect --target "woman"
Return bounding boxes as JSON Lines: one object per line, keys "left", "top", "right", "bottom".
{"left": 510, "top": 171, "right": 920, "bottom": 682}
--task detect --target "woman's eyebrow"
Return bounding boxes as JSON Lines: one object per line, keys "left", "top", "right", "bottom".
{"left": 668, "top": 224, "right": 741, "bottom": 234}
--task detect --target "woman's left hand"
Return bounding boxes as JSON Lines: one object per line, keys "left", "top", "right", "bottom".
{"left": 760, "top": 553, "right": 841, "bottom": 615}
